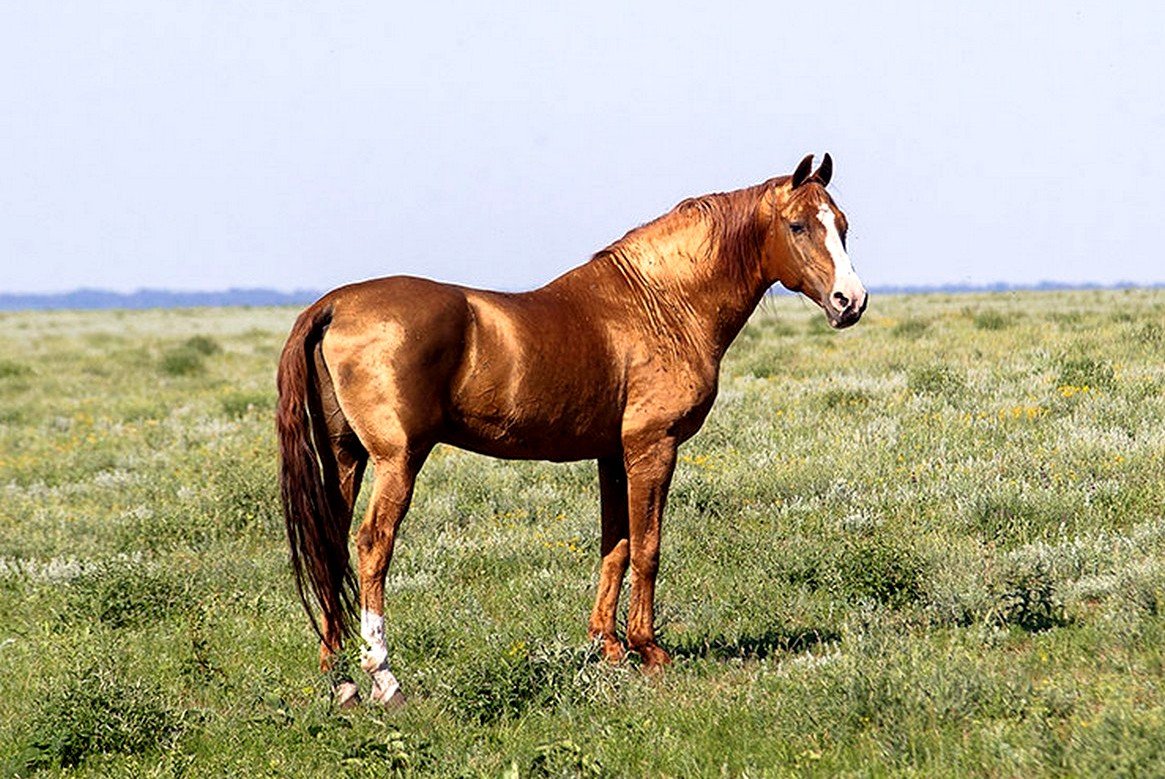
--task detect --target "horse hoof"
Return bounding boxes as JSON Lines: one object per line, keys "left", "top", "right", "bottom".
{"left": 375, "top": 687, "right": 407, "bottom": 710}
{"left": 334, "top": 680, "right": 361, "bottom": 709}
{"left": 638, "top": 643, "right": 672, "bottom": 673}
{"left": 369, "top": 667, "right": 406, "bottom": 709}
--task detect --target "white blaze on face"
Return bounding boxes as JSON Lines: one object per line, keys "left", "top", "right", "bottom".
{"left": 816, "top": 203, "right": 864, "bottom": 310}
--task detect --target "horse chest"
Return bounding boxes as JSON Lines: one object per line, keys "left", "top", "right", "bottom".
{"left": 623, "top": 357, "right": 719, "bottom": 440}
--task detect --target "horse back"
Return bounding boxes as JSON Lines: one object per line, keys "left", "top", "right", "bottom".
{"left": 318, "top": 275, "right": 626, "bottom": 462}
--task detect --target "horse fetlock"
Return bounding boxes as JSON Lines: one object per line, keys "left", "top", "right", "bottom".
{"left": 600, "top": 635, "right": 627, "bottom": 663}
{"left": 360, "top": 644, "right": 388, "bottom": 673}
{"left": 589, "top": 628, "right": 627, "bottom": 662}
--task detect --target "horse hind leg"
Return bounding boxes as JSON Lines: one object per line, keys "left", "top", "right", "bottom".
{"left": 319, "top": 439, "right": 367, "bottom": 708}
{"left": 355, "top": 451, "right": 420, "bottom": 707}
{"left": 313, "top": 346, "right": 369, "bottom": 706}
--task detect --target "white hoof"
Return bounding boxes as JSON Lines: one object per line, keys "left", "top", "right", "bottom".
{"left": 376, "top": 686, "right": 407, "bottom": 710}
{"left": 334, "top": 680, "right": 361, "bottom": 709}
{"left": 369, "top": 665, "right": 405, "bottom": 709}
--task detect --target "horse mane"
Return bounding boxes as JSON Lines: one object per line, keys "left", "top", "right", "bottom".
{"left": 592, "top": 176, "right": 792, "bottom": 279}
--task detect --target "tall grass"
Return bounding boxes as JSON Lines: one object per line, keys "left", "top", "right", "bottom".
{"left": 1, "top": 290, "right": 1164, "bottom": 775}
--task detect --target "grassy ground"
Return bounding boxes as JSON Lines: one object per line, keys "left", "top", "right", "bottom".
{"left": 0, "top": 288, "right": 1163, "bottom": 777}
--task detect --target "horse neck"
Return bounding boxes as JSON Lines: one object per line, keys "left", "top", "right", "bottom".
{"left": 592, "top": 205, "right": 769, "bottom": 358}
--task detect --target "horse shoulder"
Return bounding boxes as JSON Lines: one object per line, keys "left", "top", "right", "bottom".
{"left": 620, "top": 346, "right": 720, "bottom": 443}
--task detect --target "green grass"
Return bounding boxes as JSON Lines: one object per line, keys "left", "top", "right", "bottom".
{"left": 1, "top": 289, "right": 1164, "bottom": 776}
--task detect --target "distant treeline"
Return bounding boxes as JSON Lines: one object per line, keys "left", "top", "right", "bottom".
{"left": 0, "top": 288, "right": 323, "bottom": 311}
{"left": 866, "top": 280, "right": 1161, "bottom": 296}
{"left": 0, "top": 281, "right": 1160, "bottom": 312}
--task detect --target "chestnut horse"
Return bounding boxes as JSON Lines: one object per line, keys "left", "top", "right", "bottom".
{"left": 277, "top": 154, "right": 866, "bottom": 707}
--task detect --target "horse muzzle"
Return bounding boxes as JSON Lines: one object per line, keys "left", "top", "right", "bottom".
{"left": 827, "top": 290, "right": 868, "bottom": 329}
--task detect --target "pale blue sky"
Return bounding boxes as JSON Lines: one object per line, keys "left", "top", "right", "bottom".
{"left": 2, "top": 2, "right": 1161, "bottom": 294}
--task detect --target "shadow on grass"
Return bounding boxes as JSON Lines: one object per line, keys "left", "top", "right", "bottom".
{"left": 669, "top": 625, "right": 841, "bottom": 662}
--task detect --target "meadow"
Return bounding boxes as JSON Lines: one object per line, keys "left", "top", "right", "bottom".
{"left": 1, "top": 288, "right": 1163, "bottom": 777}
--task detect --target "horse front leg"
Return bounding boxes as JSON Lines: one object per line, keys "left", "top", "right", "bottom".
{"left": 354, "top": 454, "right": 417, "bottom": 707}
{"left": 588, "top": 455, "right": 630, "bottom": 662}
{"left": 623, "top": 436, "right": 678, "bottom": 671}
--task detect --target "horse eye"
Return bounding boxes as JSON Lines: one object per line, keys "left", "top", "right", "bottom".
{"left": 790, "top": 222, "right": 806, "bottom": 235}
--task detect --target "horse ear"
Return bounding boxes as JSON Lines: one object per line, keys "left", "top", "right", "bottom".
{"left": 791, "top": 154, "right": 814, "bottom": 189}
{"left": 813, "top": 153, "right": 833, "bottom": 187}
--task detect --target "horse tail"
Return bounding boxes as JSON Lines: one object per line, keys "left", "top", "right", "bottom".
{"left": 276, "top": 302, "right": 358, "bottom": 644}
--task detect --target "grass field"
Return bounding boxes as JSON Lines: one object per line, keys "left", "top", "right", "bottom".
{"left": 1, "top": 288, "right": 1164, "bottom": 777}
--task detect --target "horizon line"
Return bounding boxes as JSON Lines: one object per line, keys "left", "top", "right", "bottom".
{"left": 0, "top": 280, "right": 1161, "bottom": 312}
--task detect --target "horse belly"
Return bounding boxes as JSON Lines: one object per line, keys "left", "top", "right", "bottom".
{"left": 445, "top": 376, "right": 622, "bottom": 462}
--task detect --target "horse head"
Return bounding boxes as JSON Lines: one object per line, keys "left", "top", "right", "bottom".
{"left": 761, "top": 153, "right": 867, "bottom": 329}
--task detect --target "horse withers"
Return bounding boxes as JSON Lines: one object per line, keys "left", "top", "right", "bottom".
{"left": 276, "top": 153, "right": 867, "bottom": 707}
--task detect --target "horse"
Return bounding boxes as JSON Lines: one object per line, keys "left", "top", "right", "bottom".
{"left": 276, "top": 153, "right": 867, "bottom": 707}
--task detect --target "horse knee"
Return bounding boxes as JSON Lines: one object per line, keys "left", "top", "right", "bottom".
{"left": 630, "top": 548, "right": 659, "bottom": 579}
{"left": 355, "top": 524, "right": 378, "bottom": 556}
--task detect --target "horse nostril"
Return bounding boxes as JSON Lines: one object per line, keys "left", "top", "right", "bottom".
{"left": 832, "top": 291, "right": 849, "bottom": 310}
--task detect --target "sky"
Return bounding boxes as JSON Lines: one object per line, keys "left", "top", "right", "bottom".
{"left": 1, "top": 2, "right": 1162, "bottom": 294}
